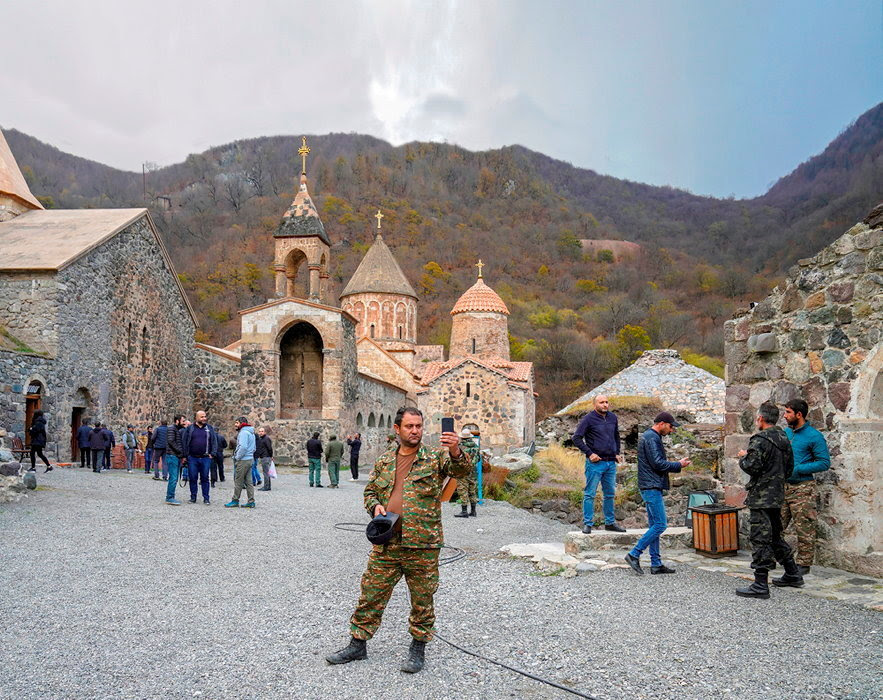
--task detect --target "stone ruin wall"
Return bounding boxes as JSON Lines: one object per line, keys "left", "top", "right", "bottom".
{"left": 723, "top": 217, "right": 883, "bottom": 577}
{"left": 193, "top": 347, "right": 241, "bottom": 437}
{"left": 0, "top": 271, "right": 59, "bottom": 355}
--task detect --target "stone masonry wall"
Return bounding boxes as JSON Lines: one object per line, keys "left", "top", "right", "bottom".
{"left": 723, "top": 217, "right": 883, "bottom": 577}
{"left": 0, "top": 271, "right": 59, "bottom": 355}
{"left": 193, "top": 347, "right": 241, "bottom": 433}
{"left": 450, "top": 311, "right": 510, "bottom": 360}
{"left": 53, "top": 216, "right": 196, "bottom": 457}
{"left": 0, "top": 350, "right": 56, "bottom": 452}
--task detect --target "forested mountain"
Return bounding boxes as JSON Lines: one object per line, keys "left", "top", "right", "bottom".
{"left": 5, "top": 102, "right": 880, "bottom": 416}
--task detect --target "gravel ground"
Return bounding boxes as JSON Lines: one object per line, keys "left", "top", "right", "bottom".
{"left": 0, "top": 468, "right": 880, "bottom": 700}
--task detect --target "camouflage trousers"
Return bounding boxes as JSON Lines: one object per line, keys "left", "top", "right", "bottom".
{"left": 350, "top": 543, "right": 440, "bottom": 642}
{"left": 782, "top": 481, "right": 817, "bottom": 567}
{"left": 749, "top": 508, "right": 795, "bottom": 572}
{"left": 458, "top": 467, "right": 478, "bottom": 504}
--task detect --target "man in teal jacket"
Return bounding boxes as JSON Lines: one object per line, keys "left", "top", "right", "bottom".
{"left": 778, "top": 398, "right": 830, "bottom": 579}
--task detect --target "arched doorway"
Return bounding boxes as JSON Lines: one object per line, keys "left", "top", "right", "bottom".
{"left": 279, "top": 322, "right": 324, "bottom": 417}
{"left": 70, "top": 388, "right": 91, "bottom": 461}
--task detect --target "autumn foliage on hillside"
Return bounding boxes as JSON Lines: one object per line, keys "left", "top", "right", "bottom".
{"left": 7, "top": 102, "right": 880, "bottom": 416}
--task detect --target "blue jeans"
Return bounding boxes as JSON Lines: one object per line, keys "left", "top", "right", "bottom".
{"left": 188, "top": 455, "right": 212, "bottom": 502}
{"left": 144, "top": 448, "right": 152, "bottom": 473}
{"left": 583, "top": 459, "right": 617, "bottom": 526}
{"left": 251, "top": 458, "right": 260, "bottom": 485}
{"left": 630, "top": 489, "right": 668, "bottom": 567}
{"left": 165, "top": 455, "right": 180, "bottom": 501}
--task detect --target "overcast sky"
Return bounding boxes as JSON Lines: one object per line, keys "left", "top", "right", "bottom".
{"left": 3, "top": 0, "right": 880, "bottom": 198}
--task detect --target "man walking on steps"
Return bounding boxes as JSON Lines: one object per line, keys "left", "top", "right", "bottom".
{"left": 735, "top": 402, "right": 804, "bottom": 598}
{"left": 624, "top": 412, "right": 690, "bottom": 575}
{"left": 326, "top": 407, "right": 472, "bottom": 674}
{"left": 572, "top": 395, "right": 626, "bottom": 534}
{"left": 454, "top": 428, "right": 480, "bottom": 518}
{"left": 226, "top": 416, "right": 256, "bottom": 508}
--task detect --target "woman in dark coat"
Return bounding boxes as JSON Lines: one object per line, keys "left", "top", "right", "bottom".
{"left": 28, "top": 410, "right": 52, "bottom": 473}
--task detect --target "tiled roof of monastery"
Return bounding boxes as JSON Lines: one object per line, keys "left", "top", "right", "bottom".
{"left": 0, "top": 129, "right": 43, "bottom": 210}
{"left": 450, "top": 278, "right": 509, "bottom": 315}
{"left": 275, "top": 174, "right": 330, "bottom": 245}
{"left": 340, "top": 234, "right": 418, "bottom": 299}
{"left": 419, "top": 355, "right": 532, "bottom": 385}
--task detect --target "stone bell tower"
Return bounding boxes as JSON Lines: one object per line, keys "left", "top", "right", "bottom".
{"left": 273, "top": 137, "right": 331, "bottom": 303}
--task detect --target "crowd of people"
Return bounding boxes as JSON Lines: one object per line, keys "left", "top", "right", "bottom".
{"left": 573, "top": 394, "right": 830, "bottom": 599}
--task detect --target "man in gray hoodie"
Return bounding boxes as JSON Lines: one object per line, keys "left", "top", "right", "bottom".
{"left": 226, "top": 416, "right": 256, "bottom": 508}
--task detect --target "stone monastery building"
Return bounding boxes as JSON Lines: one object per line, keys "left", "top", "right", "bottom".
{"left": 0, "top": 131, "right": 535, "bottom": 465}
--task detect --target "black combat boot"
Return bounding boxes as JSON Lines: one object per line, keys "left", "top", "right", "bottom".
{"left": 401, "top": 639, "right": 426, "bottom": 673}
{"left": 469, "top": 502, "right": 477, "bottom": 517}
{"left": 325, "top": 637, "right": 367, "bottom": 665}
{"left": 736, "top": 570, "right": 770, "bottom": 599}
{"left": 454, "top": 503, "right": 469, "bottom": 518}
{"left": 772, "top": 559, "right": 805, "bottom": 588}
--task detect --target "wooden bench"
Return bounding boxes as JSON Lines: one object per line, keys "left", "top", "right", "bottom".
{"left": 10, "top": 435, "right": 29, "bottom": 462}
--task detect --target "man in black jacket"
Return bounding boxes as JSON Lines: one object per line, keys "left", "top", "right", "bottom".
{"left": 211, "top": 429, "right": 227, "bottom": 487}
{"left": 735, "top": 402, "right": 803, "bottom": 598}
{"left": 164, "top": 415, "right": 186, "bottom": 505}
{"left": 346, "top": 433, "right": 362, "bottom": 480}
{"left": 256, "top": 427, "right": 273, "bottom": 491}
{"left": 182, "top": 411, "right": 217, "bottom": 505}
{"left": 306, "top": 432, "right": 323, "bottom": 487}
{"left": 89, "top": 423, "right": 109, "bottom": 473}
{"left": 77, "top": 419, "right": 93, "bottom": 469}
{"left": 571, "top": 395, "right": 625, "bottom": 534}
{"left": 624, "top": 412, "right": 690, "bottom": 575}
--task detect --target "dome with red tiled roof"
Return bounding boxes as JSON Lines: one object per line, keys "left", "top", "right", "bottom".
{"left": 450, "top": 278, "right": 509, "bottom": 316}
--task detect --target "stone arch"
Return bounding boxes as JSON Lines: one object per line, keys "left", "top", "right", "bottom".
{"left": 851, "top": 341, "right": 883, "bottom": 418}
{"left": 368, "top": 412, "right": 377, "bottom": 427}
{"left": 278, "top": 321, "right": 324, "bottom": 416}
{"left": 395, "top": 302, "right": 407, "bottom": 340}
{"left": 285, "top": 249, "right": 309, "bottom": 298}
{"left": 352, "top": 301, "right": 365, "bottom": 336}
{"left": 367, "top": 301, "right": 380, "bottom": 338}
{"left": 381, "top": 302, "right": 394, "bottom": 338}
{"left": 409, "top": 302, "right": 417, "bottom": 340}
{"left": 387, "top": 415, "right": 392, "bottom": 429}
{"left": 356, "top": 412, "right": 364, "bottom": 428}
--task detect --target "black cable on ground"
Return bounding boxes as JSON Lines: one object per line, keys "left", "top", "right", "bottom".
{"left": 434, "top": 632, "right": 598, "bottom": 700}
{"left": 332, "top": 522, "right": 600, "bottom": 699}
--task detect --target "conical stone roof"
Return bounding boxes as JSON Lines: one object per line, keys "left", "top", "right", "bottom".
{"left": 340, "top": 234, "right": 418, "bottom": 299}
{"left": 275, "top": 174, "right": 330, "bottom": 245}
{"left": 451, "top": 278, "right": 509, "bottom": 315}
{"left": 0, "top": 130, "right": 43, "bottom": 210}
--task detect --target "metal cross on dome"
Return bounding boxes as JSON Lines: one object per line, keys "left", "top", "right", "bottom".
{"left": 298, "top": 136, "right": 310, "bottom": 175}
{"left": 375, "top": 209, "right": 384, "bottom": 230}
{"left": 476, "top": 259, "right": 485, "bottom": 278}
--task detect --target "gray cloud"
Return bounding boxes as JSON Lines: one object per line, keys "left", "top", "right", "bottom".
{"left": 1, "top": 0, "right": 879, "bottom": 197}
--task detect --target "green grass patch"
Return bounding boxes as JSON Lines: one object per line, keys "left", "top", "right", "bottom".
{"left": 680, "top": 350, "right": 725, "bottom": 378}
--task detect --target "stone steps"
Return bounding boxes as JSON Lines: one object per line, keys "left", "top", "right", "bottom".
{"left": 564, "top": 527, "right": 694, "bottom": 555}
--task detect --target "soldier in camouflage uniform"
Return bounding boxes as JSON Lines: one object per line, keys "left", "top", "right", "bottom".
{"left": 454, "top": 428, "right": 480, "bottom": 518}
{"left": 735, "top": 402, "right": 804, "bottom": 598}
{"left": 326, "top": 406, "right": 472, "bottom": 673}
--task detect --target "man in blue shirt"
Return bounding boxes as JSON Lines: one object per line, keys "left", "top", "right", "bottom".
{"left": 572, "top": 395, "right": 626, "bottom": 534}
{"left": 778, "top": 398, "right": 830, "bottom": 578}
{"left": 182, "top": 410, "right": 217, "bottom": 505}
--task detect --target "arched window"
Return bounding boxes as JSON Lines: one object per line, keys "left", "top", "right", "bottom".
{"left": 368, "top": 413, "right": 376, "bottom": 427}
{"left": 141, "top": 327, "right": 149, "bottom": 367}
{"left": 370, "top": 324, "right": 375, "bottom": 338}
{"left": 398, "top": 325, "right": 403, "bottom": 339}
{"left": 466, "top": 382, "right": 471, "bottom": 397}
{"left": 387, "top": 416, "right": 393, "bottom": 428}
{"left": 356, "top": 412, "right": 364, "bottom": 428}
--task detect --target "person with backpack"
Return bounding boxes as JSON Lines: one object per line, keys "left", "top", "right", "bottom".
{"left": 151, "top": 420, "right": 169, "bottom": 481}
{"left": 28, "top": 410, "right": 52, "bottom": 473}
{"left": 122, "top": 425, "right": 138, "bottom": 473}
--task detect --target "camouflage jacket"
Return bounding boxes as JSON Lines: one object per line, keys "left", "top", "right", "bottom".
{"left": 739, "top": 426, "right": 795, "bottom": 509}
{"left": 460, "top": 437, "right": 480, "bottom": 480}
{"left": 364, "top": 442, "right": 473, "bottom": 548}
